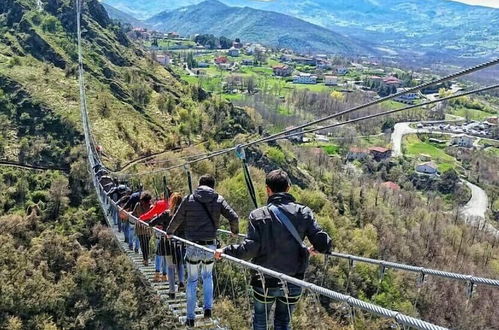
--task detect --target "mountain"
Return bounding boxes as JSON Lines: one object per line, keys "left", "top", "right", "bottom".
{"left": 103, "top": 0, "right": 499, "bottom": 60}
{"left": 145, "top": 0, "right": 372, "bottom": 55}
{"left": 102, "top": 2, "right": 143, "bottom": 26}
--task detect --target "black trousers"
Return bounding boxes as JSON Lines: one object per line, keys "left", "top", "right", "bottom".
{"left": 138, "top": 234, "right": 151, "bottom": 261}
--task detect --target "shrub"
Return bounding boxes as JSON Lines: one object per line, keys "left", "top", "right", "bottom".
{"left": 265, "top": 147, "right": 286, "bottom": 166}
{"left": 41, "top": 16, "right": 58, "bottom": 33}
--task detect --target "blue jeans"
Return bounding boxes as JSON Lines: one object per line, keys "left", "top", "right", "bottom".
{"left": 166, "top": 255, "right": 185, "bottom": 293}
{"left": 155, "top": 255, "right": 167, "bottom": 274}
{"left": 185, "top": 244, "right": 216, "bottom": 320}
{"left": 122, "top": 221, "right": 129, "bottom": 243}
{"left": 128, "top": 225, "right": 140, "bottom": 250}
{"left": 252, "top": 285, "right": 302, "bottom": 330}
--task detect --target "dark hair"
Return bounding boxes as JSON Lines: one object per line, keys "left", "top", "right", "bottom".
{"left": 266, "top": 169, "right": 290, "bottom": 193}
{"left": 140, "top": 191, "right": 152, "bottom": 203}
{"left": 199, "top": 174, "right": 216, "bottom": 188}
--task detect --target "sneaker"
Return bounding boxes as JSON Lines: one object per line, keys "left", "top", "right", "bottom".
{"left": 204, "top": 309, "right": 212, "bottom": 319}
{"left": 185, "top": 319, "right": 195, "bottom": 327}
{"left": 153, "top": 272, "right": 161, "bottom": 282}
{"left": 143, "top": 260, "right": 149, "bottom": 266}
{"left": 168, "top": 292, "right": 175, "bottom": 300}
{"left": 178, "top": 282, "right": 185, "bottom": 291}
{"left": 134, "top": 248, "right": 139, "bottom": 253}
{"left": 161, "top": 274, "right": 168, "bottom": 282}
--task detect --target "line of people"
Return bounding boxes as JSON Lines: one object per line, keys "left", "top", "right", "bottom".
{"left": 98, "top": 166, "right": 332, "bottom": 329}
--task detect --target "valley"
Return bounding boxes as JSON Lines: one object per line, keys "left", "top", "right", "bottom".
{"left": 0, "top": 0, "right": 498, "bottom": 329}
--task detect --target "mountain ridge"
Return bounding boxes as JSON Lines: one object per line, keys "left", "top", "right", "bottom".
{"left": 102, "top": 0, "right": 499, "bottom": 60}
{"left": 143, "top": 0, "right": 373, "bottom": 55}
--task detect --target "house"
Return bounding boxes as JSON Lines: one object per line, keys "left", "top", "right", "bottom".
{"left": 155, "top": 54, "right": 171, "bottom": 66}
{"left": 317, "top": 60, "right": 332, "bottom": 70}
{"left": 394, "top": 88, "right": 418, "bottom": 104}
{"left": 291, "top": 56, "right": 316, "bottom": 66}
{"left": 280, "top": 54, "right": 293, "bottom": 62}
{"left": 218, "top": 63, "right": 232, "bottom": 71}
{"left": 273, "top": 65, "right": 293, "bottom": 77}
{"left": 382, "top": 76, "right": 402, "bottom": 88}
{"left": 324, "top": 75, "right": 338, "bottom": 86}
{"left": 232, "top": 41, "right": 243, "bottom": 49}
{"left": 242, "top": 59, "right": 254, "bottom": 66}
{"left": 452, "top": 134, "right": 474, "bottom": 148}
{"left": 381, "top": 181, "right": 400, "bottom": 191}
{"left": 416, "top": 162, "right": 438, "bottom": 175}
{"left": 284, "top": 126, "right": 304, "bottom": 143}
{"left": 368, "top": 147, "right": 392, "bottom": 161}
{"left": 347, "top": 147, "right": 368, "bottom": 161}
{"left": 293, "top": 73, "right": 317, "bottom": 84}
{"left": 367, "top": 75, "right": 382, "bottom": 82}
{"left": 336, "top": 67, "right": 348, "bottom": 75}
{"left": 214, "top": 56, "right": 228, "bottom": 64}
{"left": 228, "top": 47, "right": 240, "bottom": 57}
{"left": 197, "top": 62, "right": 210, "bottom": 68}
{"left": 315, "top": 134, "right": 329, "bottom": 142}
{"left": 167, "top": 31, "right": 180, "bottom": 39}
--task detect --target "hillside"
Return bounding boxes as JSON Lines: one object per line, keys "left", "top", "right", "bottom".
{"left": 104, "top": 0, "right": 499, "bottom": 60}
{"left": 102, "top": 2, "right": 143, "bottom": 26}
{"left": 144, "top": 0, "right": 372, "bottom": 55}
{"left": 0, "top": 0, "right": 248, "bottom": 170}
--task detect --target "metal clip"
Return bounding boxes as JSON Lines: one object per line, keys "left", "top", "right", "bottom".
{"left": 466, "top": 280, "right": 476, "bottom": 299}
{"left": 235, "top": 144, "right": 246, "bottom": 160}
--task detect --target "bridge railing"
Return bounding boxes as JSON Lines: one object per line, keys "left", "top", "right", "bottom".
{"left": 91, "top": 176, "right": 448, "bottom": 330}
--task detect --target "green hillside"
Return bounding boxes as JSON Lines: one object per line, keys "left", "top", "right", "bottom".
{"left": 145, "top": 0, "right": 372, "bottom": 55}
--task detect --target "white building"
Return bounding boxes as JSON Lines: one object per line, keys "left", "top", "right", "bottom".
{"left": 293, "top": 73, "right": 317, "bottom": 84}
{"left": 324, "top": 75, "right": 338, "bottom": 86}
{"left": 228, "top": 47, "right": 240, "bottom": 57}
{"left": 452, "top": 134, "right": 474, "bottom": 148}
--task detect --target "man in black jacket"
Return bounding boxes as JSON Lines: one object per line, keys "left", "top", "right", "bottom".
{"left": 215, "top": 169, "right": 332, "bottom": 330}
{"left": 166, "top": 174, "right": 239, "bottom": 327}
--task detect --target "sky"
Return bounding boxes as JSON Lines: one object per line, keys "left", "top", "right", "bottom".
{"left": 450, "top": 0, "right": 499, "bottom": 7}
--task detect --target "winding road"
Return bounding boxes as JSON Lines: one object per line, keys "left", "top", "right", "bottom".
{"left": 391, "top": 123, "right": 497, "bottom": 236}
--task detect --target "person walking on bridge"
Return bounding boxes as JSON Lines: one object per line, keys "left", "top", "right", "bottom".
{"left": 215, "top": 169, "right": 332, "bottom": 330}
{"left": 167, "top": 174, "right": 239, "bottom": 328}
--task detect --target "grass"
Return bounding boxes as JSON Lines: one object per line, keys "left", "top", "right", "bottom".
{"left": 450, "top": 107, "right": 495, "bottom": 121}
{"left": 403, "top": 135, "right": 457, "bottom": 172}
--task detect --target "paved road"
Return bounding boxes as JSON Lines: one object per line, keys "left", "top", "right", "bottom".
{"left": 391, "top": 123, "right": 496, "bottom": 236}
{"left": 461, "top": 181, "right": 498, "bottom": 237}
{"left": 391, "top": 122, "right": 430, "bottom": 157}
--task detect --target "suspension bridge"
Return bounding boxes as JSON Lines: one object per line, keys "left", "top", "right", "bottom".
{"left": 74, "top": 0, "right": 499, "bottom": 328}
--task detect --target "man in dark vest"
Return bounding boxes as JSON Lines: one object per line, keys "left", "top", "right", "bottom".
{"left": 167, "top": 174, "right": 239, "bottom": 327}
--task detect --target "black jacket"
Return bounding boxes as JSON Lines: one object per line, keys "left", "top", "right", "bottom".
{"left": 166, "top": 186, "right": 239, "bottom": 241}
{"left": 223, "top": 193, "right": 332, "bottom": 287}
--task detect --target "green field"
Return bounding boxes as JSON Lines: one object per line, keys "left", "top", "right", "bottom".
{"left": 403, "top": 135, "right": 457, "bottom": 172}
{"left": 450, "top": 107, "right": 496, "bottom": 121}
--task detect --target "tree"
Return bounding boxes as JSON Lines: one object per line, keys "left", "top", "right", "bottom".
{"left": 46, "top": 176, "right": 70, "bottom": 220}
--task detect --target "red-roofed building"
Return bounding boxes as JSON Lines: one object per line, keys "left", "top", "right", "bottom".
{"left": 347, "top": 147, "right": 368, "bottom": 161}
{"left": 368, "top": 147, "right": 392, "bottom": 161}
{"left": 273, "top": 65, "right": 293, "bottom": 77}
{"left": 215, "top": 56, "right": 228, "bottom": 64}
{"left": 381, "top": 181, "right": 400, "bottom": 191}
{"left": 382, "top": 76, "right": 402, "bottom": 87}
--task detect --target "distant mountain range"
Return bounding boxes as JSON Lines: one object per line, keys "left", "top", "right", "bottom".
{"left": 141, "top": 0, "right": 371, "bottom": 55}
{"left": 102, "top": 0, "right": 499, "bottom": 60}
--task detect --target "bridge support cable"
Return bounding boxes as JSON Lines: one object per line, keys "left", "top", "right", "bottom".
{"left": 118, "top": 83, "right": 498, "bottom": 179}
{"left": 240, "top": 58, "right": 499, "bottom": 148}
{"left": 269, "top": 83, "right": 499, "bottom": 142}
{"left": 216, "top": 229, "right": 499, "bottom": 290}
{"left": 235, "top": 145, "right": 259, "bottom": 209}
{"left": 100, "top": 191, "right": 446, "bottom": 329}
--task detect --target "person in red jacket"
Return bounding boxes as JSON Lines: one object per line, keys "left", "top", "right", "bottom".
{"left": 141, "top": 196, "right": 170, "bottom": 281}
